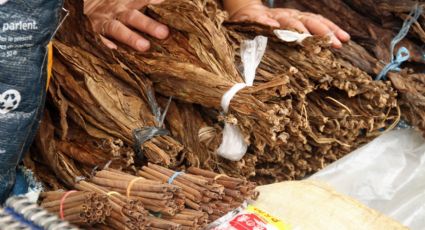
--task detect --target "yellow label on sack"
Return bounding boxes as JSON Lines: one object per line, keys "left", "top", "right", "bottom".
{"left": 246, "top": 205, "right": 291, "bottom": 230}
{"left": 46, "top": 42, "right": 53, "bottom": 90}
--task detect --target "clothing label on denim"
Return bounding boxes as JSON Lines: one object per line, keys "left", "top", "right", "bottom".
{"left": 0, "top": 8, "right": 40, "bottom": 64}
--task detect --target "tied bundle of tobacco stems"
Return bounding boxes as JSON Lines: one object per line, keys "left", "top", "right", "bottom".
{"left": 36, "top": 0, "right": 187, "bottom": 171}
{"left": 89, "top": 167, "right": 210, "bottom": 229}
{"left": 40, "top": 191, "right": 111, "bottom": 226}
{"left": 117, "top": 0, "right": 295, "bottom": 152}
{"left": 89, "top": 168, "right": 185, "bottom": 216}
{"left": 116, "top": 0, "right": 398, "bottom": 180}
{"left": 75, "top": 181, "right": 149, "bottom": 229}
{"left": 28, "top": 0, "right": 406, "bottom": 188}
{"left": 146, "top": 216, "right": 183, "bottom": 230}
{"left": 138, "top": 163, "right": 258, "bottom": 222}
{"left": 188, "top": 20, "right": 399, "bottom": 182}
{"left": 52, "top": 41, "right": 184, "bottom": 167}
{"left": 161, "top": 209, "right": 209, "bottom": 230}
{"left": 278, "top": 0, "right": 425, "bottom": 65}
{"left": 187, "top": 167, "right": 258, "bottom": 201}
{"left": 138, "top": 163, "right": 224, "bottom": 212}
{"left": 32, "top": 109, "right": 136, "bottom": 188}
{"left": 278, "top": 0, "right": 425, "bottom": 136}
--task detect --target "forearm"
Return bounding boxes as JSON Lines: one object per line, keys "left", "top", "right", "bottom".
{"left": 223, "top": 0, "right": 262, "bottom": 17}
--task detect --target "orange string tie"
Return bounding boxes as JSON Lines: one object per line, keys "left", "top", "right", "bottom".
{"left": 59, "top": 190, "right": 78, "bottom": 220}
{"left": 126, "top": 177, "right": 145, "bottom": 198}
{"left": 214, "top": 174, "right": 229, "bottom": 181}
{"left": 106, "top": 191, "right": 120, "bottom": 197}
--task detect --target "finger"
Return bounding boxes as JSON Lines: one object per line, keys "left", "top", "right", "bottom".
{"left": 317, "top": 16, "right": 350, "bottom": 42}
{"left": 103, "top": 19, "right": 150, "bottom": 51}
{"left": 271, "top": 10, "right": 309, "bottom": 33}
{"left": 118, "top": 9, "right": 169, "bottom": 39}
{"left": 275, "top": 17, "right": 309, "bottom": 34}
{"left": 271, "top": 8, "right": 300, "bottom": 18}
{"left": 299, "top": 15, "right": 342, "bottom": 48}
{"left": 127, "top": 0, "right": 164, "bottom": 9}
{"left": 100, "top": 35, "right": 118, "bottom": 49}
{"left": 147, "top": 0, "right": 165, "bottom": 4}
{"left": 253, "top": 15, "right": 280, "bottom": 27}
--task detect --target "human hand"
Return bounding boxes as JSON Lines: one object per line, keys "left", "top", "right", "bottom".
{"left": 84, "top": 0, "right": 169, "bottom": 51}
{"left": 229, "top": 2, "right": 350, "bottom": 48}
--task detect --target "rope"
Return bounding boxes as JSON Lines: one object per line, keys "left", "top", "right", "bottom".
{"left": 376, "top": 4, "right": 423, "bottom": 80}
{"left": 133, "top": 91, "right": 172, "bottom": 161}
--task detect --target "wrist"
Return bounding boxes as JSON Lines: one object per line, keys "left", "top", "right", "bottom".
{"left": 223, "top": 0, "right": 263, "bottom": 18}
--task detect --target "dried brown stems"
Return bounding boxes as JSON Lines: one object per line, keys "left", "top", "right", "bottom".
{"left": 40, "top": 191, "right": 111, "bottom": 226}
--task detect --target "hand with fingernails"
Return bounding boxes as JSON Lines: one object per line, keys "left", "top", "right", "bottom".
{"left": 225, "top": 0, "right": 351, "bottom": 48}
{"left": 84, "top": 0, "right": 169, "bottom": 52}
{"left": 84, "top": 0, "right": 350, "bottom": 51}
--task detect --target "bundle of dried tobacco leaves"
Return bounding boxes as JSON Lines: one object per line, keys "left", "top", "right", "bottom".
{"left": 27, "top": 0, "right": 408, "bottom": 190}
{"left": 115, "top": 0, "right": 398, "bottom": 182}
{"left": 277, "top": 0, "right": 425, "bottom": 136}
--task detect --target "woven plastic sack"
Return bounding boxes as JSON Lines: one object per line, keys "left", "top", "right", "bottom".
{"left": 311, "top": 129, "right": 425, "bottom": 229}
{"left": 0, "top": 0, "right": 63, "bottom": 202}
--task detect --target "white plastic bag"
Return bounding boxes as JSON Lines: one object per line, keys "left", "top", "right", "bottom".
{"left": 311, "top": 129, "right": 425, "bottom": 229}
{"left": 273, "top": 30, "right": 311, "bottom": 44}
{"left": 217, "top": 36, "right": 268, "bottom": 161}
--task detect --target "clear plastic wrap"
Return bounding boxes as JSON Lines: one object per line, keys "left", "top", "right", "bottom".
{"left": 311, "top": 129, "right": 425, "bottom": 229}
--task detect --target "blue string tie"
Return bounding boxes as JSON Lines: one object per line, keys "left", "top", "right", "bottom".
{"left": 167, "top": 171, "right": 184, "bottom": 184}
{"left": 375, "top": 4, "right": 423, "bottom": 80}
{"left": 376, "top": 47, "right": 410, "bottom": 80}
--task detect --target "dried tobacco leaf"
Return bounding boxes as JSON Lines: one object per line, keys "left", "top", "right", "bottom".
{"left": 29, "top": 0, "right": 418, "bottom": 187}
{"left": 275, "top": 0, "right": 425, "bottom": 138}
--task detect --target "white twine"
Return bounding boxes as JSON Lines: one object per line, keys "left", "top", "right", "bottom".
{"left": 217, "top": 36, "right": 268, "bottom": 161}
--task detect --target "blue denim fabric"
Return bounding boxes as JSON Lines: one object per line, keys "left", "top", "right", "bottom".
{"left": 0, "top": 0, "right": 63, "bottom": 202}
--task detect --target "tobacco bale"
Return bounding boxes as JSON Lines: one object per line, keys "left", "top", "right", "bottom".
{"left": 52, "top": 40, "right": 185, "bottom": 167}
{"left": 29, "top": 0, "right": 403, "bottom": 186}
{"left": 40, "top": 191, "right": 112, "bottom": 226}
{"left": 343, "top": 0, "right": 425, "bottom": 42}
{"left": 389, "top": 72, "right": 425, "bottom": 135}
{"left": 117, "top": 0, "right": 396, "bottom": 182}
{"left": 161, "top": 99, "right": 215, "bottom": 168}
{"left": 116, "top": 0, "right": 291, "bottom": 153}
{"left": 32, "top": 111, "right": 83, "bottom": 187}
{"left": 23, "top": 150, "right": 66, "bottom": 190}
{"left": 75, "top": 181, "right": 149, "bottom": 229}
{"left": 217, "top": 24, "right": 397, "bottom": 182}
{"left": 274, "top": 0, "right": 425, "bottom": 137}
{"left": 280, "top": 0, "right": 425, "bottom": 64}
